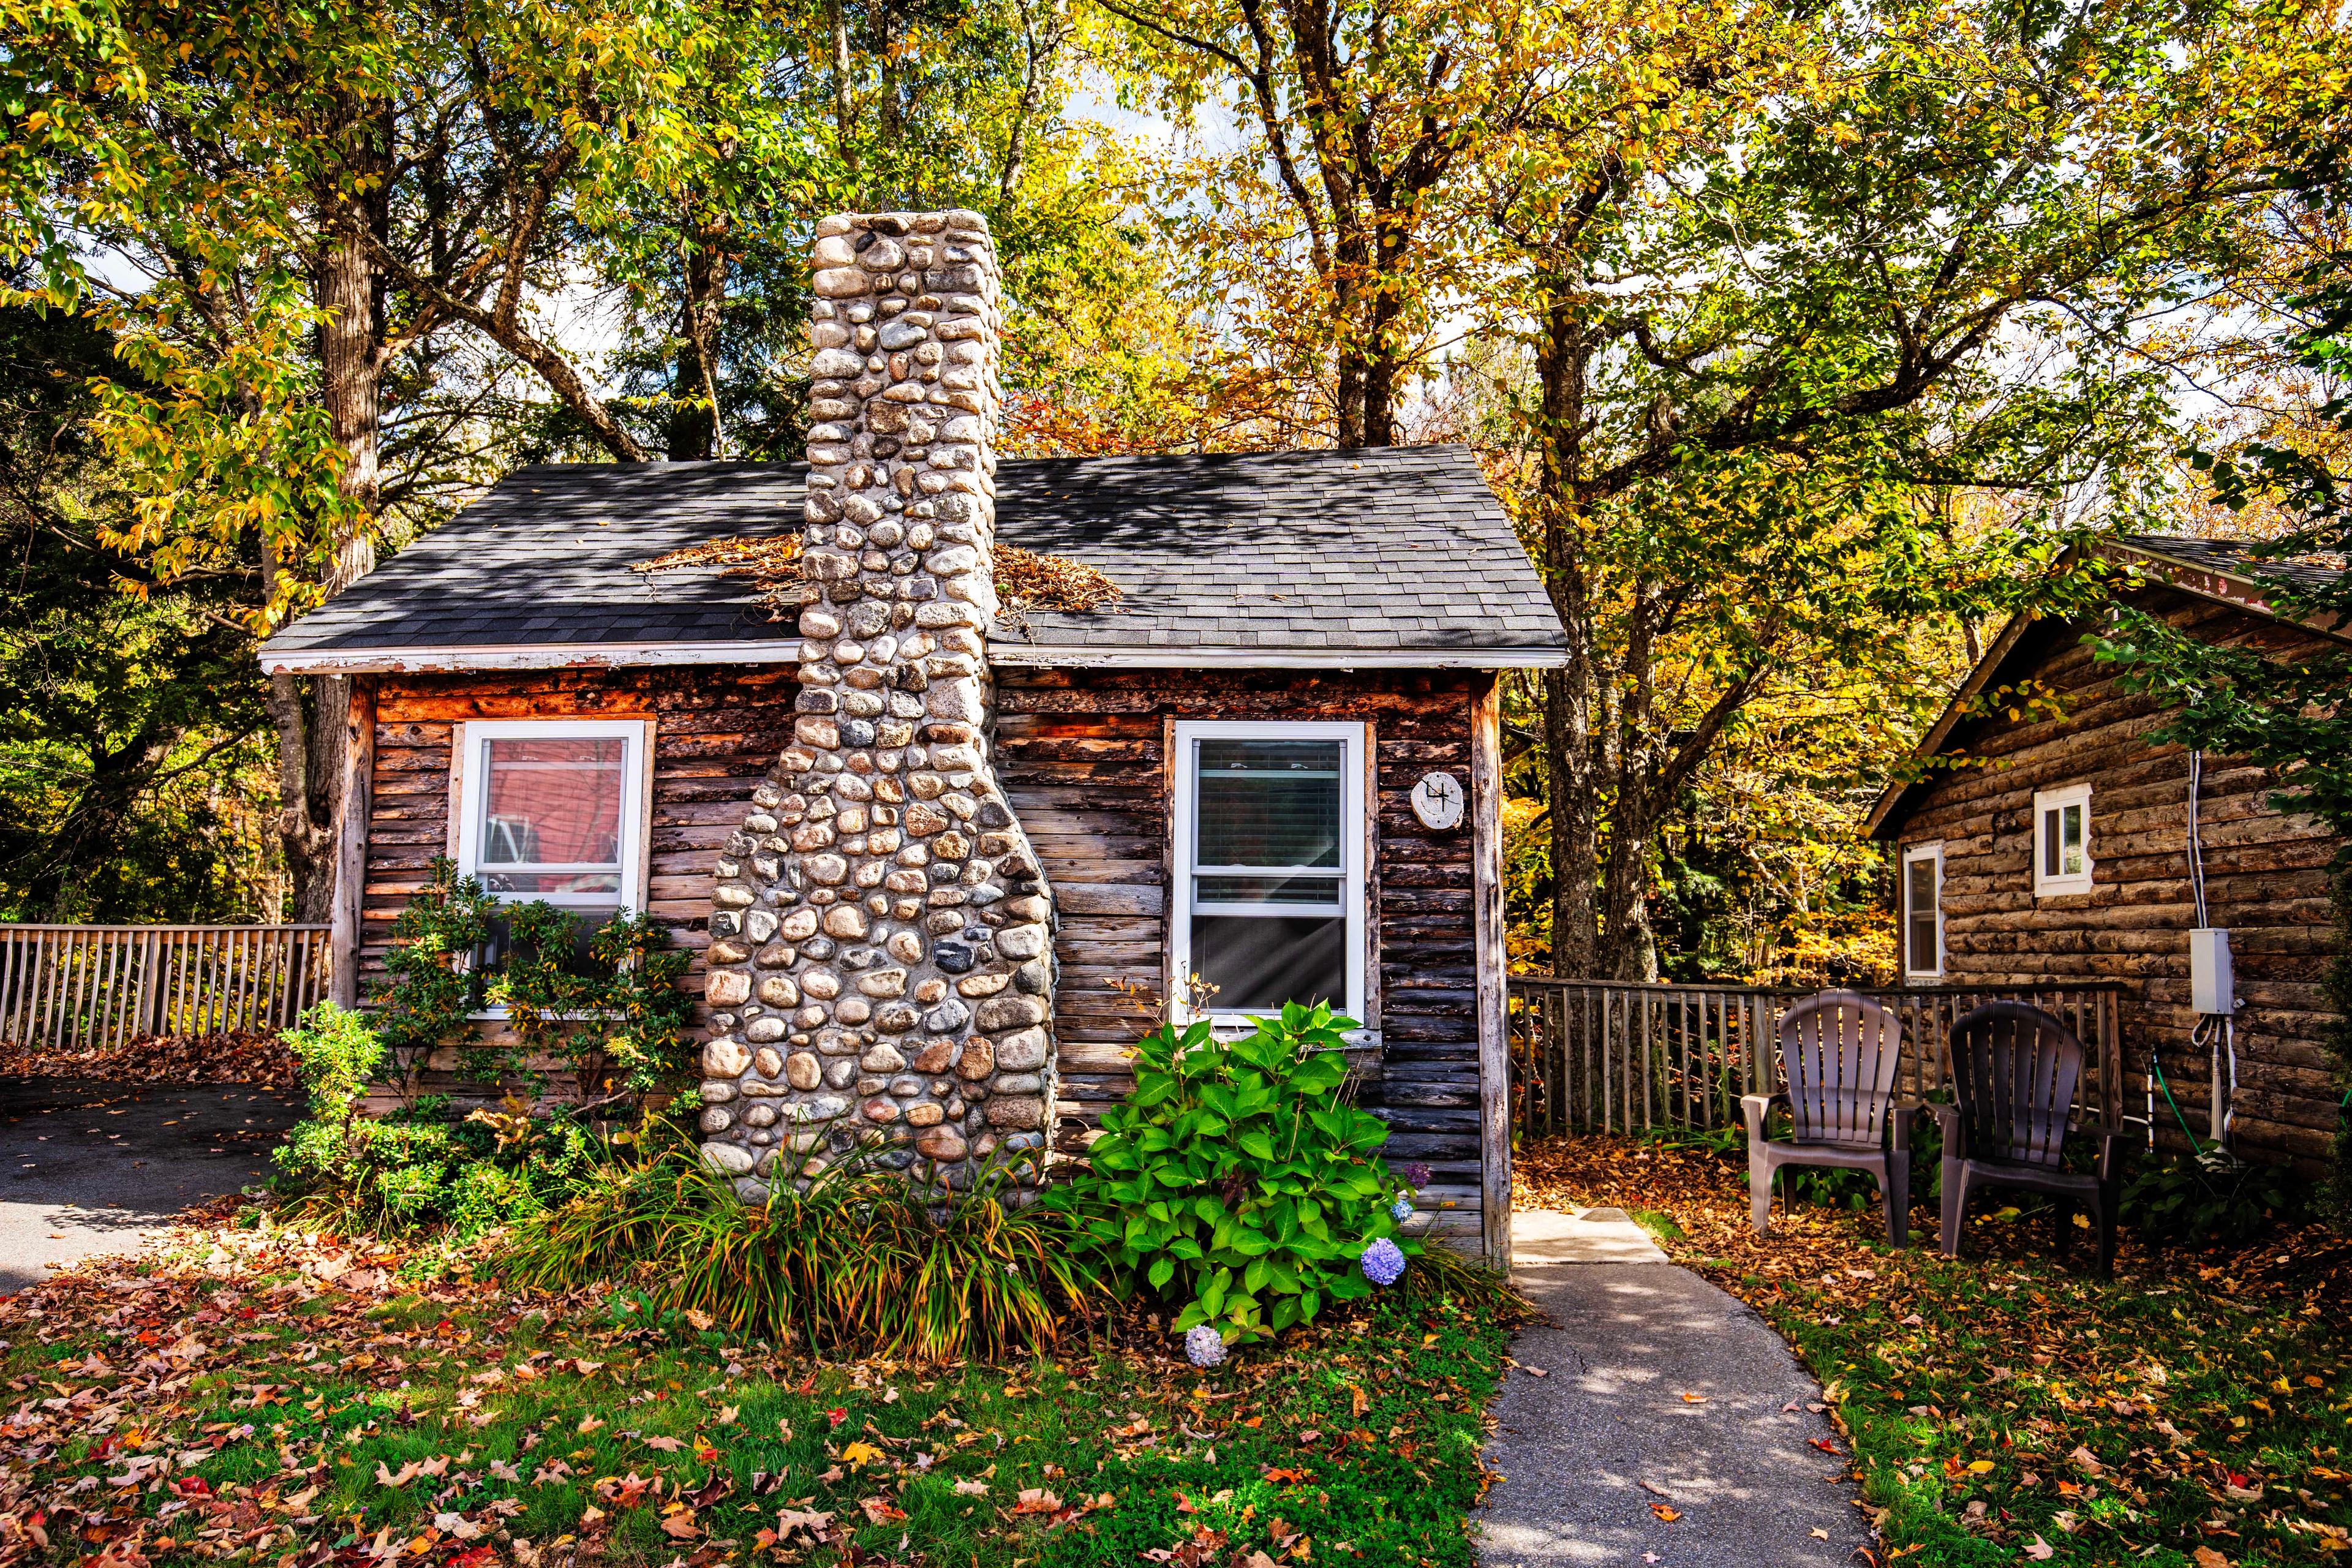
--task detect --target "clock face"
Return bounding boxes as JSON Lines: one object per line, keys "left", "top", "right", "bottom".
{"left": 1411, "top": 771, "right": 1464, "bottom": 831}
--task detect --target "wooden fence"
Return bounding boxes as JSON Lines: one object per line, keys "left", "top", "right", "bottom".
{"left": 1508, "top": 976, "right": 2127, "bottom": 1140}
{"left": 0, "top": 924, "right": 331, "bottom": 1055}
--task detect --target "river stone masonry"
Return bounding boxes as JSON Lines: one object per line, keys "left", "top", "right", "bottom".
{"left": 696, "top": 209, "right": 1057, "bottom": 1200}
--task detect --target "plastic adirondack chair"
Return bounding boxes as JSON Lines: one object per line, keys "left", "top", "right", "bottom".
{"left": 1936, "top": 1002, "right": 2125, "bottom": 1278}
{"left": 1743, "top": 990, "right": 1918, "bottom": 1246}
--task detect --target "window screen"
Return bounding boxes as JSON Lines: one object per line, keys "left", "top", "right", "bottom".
{"left": 475, "top": 736, "right": 627, "bottom": 902}
{"left": 1188, "top": 738, "right": 1348, "bottom": 1012}
{"left": 1905, "top": 854, "right": 1939, "bottom": 975}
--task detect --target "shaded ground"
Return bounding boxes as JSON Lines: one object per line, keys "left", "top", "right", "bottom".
{"left": 0, "top": 1076, "right": 300, "bottom": 1292}
{"left": 1480, "top": 1219, "right": 1869, "bottom": 1568}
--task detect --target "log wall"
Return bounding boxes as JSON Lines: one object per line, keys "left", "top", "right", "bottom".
{"left": 1885, "top": 587, "right": 2343, "bottom": 1172}
{"left": 363, "top": 663, "right": 1493, "bottom": 1229}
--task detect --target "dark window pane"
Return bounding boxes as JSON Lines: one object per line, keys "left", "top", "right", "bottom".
{"left": 1194, "top": 873, "right": 1343, "bottom": 907}
{"left": 1195, "top": 739, "right": 1341, "bottom": 869}
{"left": 2043, "top": 809, "right": 2060, "bottom": 877}
{"left": 481, "top": 906, "right": 616, "bottom": 981}
{"left": 1191, "top": 913, "right": 1346, "bottom": 1013}
{"left": 481, "top": 737, "right": 626, "bottom": 889}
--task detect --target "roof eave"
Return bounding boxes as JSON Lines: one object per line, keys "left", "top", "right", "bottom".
{"left": 258, "top": 639, "right": 1573, "bottom": 676}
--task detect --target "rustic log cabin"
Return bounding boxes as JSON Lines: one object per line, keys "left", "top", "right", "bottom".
{"left": 1866, "top": 535, "right": 2348, "bottom": 1174}
{"left": 256, "top": 209, "right": 1566, "bottom": 1261}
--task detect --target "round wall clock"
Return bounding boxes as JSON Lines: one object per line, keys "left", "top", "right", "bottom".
{"left": 1411, "top": 771, "right": 1465, "bottom": 831}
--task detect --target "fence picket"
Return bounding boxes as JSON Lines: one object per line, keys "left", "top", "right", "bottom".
{"left": 1507, "top": 974, "right": 2131, "bottom": 1140}
{"left": 0, "top": 924, "right": 330, "bottom": 1052}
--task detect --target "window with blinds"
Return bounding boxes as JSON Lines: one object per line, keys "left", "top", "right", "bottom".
{"left": 1171, "top": 721, "right": 1366, "bottom": 1022}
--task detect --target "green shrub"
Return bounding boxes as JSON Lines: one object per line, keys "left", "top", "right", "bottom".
{"left": 369, "top": 857, "right": 695, "bottom": 1101}
{"left": 500, "top": 1146, "right": 1100, "bottom": 1361}
{"left": 274, "top": 1002, "right": 619, "bottom": 1239}
{"left": 2120, "top": 1147, "right": 2311, "bottom": 1246}
{"left": 1050, "top": 1001, "right": 1411, "bottom": 1346}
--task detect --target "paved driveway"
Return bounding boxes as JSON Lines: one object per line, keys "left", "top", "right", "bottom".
{"left": 0, "top": 1077, "right": 301, "bottom": 1293}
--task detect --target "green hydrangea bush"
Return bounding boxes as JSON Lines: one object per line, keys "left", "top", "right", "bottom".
{"left": 1055, "top": 1000, "right": 1414, "bottom": 1346}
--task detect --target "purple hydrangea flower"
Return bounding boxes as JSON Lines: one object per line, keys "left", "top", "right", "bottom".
{"left": 1185, "top": 1325, "right": 1227, "bottom": 1367}
{"left": 1360, "top": 1237, "right": 1406, "bottom": 1287}
{"left": 1403, "top": 1163, "right": 1433, "bottom": 1188}
{"left": 1390, "top": 1193, "right": 1415, "bottom": 1222}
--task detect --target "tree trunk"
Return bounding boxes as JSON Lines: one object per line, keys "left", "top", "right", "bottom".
{"left": 313, "top": 88, "right": 389, "bottom": 591}
{"left": 831, "top": 0, "right": 858, "bottom": 172}
{"left": 669, "top": 207, "right": 728, "bottom": 461}
{"left": 264, "top": 669, "right": 348, "bottom": 924}
{"left": 1598, "top": 581, "right": 1664, "bottom": 981}
{"left": 1536, "top": 301, "right": 1598, "bottom": 976}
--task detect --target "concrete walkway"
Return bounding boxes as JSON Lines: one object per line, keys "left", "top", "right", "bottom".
{"left": 0, "top": 1077, "right": 300, "bottom": 1293}
{"left": 1480, "top": 1210, "right": 1873, "bottom": 1567}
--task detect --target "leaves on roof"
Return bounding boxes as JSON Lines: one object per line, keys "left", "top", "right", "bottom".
{"left": 633, "top": 532, "right": 1120, "bottom": 618}
{"left": 993, "top": 543, "right": 1122, "bottom": 613}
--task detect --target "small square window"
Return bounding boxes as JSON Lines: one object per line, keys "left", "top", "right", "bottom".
{"left": 1902, "top": 843, "right": 1943, "bottom": 979}
{"left": 2031, "top": 784, "right": 2094, "bottom": 897}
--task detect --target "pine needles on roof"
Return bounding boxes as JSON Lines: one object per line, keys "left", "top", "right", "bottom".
{"left": 634, "top": 531, "right": 1120, "bottom": 617}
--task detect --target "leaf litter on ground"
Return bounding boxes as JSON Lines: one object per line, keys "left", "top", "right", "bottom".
{"left": 0, "top": 1196, "right": 1518, "bottom": 1568}
{"left": 1516, "top": 1134, "right": 2352, "bottom": 1566}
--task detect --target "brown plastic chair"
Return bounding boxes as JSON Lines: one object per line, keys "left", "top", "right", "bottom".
{"left": 1743, "top": 991, "right": 1918, "bottom": 1246}
{"left": 1936, "top": 1002, "right": 2125, "bottom": 1277}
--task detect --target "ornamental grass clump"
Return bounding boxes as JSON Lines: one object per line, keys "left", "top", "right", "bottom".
{"left": 500, "top": 1144, "right": 1102, "bottom": 1362}
{"left": 1049, "top": 1000, "right": 1419, "bottom": 1349}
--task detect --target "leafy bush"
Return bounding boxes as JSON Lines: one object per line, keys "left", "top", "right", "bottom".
{"left": 371, "top": 857, "right": 695, "bottom": 1101}
{"left": 500, "top": 1147, "right": 1100, "bottom": 1361}
{"left": 1051, "top": 1001, "right": 1412, "bottom": 1345}
{"left": 274, "top": 1002, "right": 614, "bottom": 1238}
{"left": 2120, "top": 1148, "right": 2311, "bottom": 1246}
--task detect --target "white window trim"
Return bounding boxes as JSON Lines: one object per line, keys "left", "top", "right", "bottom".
{"left": 2031, "top": 782, "right": 2095, "bottom": 897}
{"left": 1901, "top": 841, "right": 1944, "bottom": 981}
{"left": 450, "top": 718, "right": 655, "bottom": 1019}
{"left": 1169, "top": 718, "right": 1369, "bottom": 1031}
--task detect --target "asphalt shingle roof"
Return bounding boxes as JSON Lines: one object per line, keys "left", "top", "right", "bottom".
{"left": 2113, "top": 532, "right": 2349, "bottom": 595}
{"left": 261, "top": 447, "right": 1568, "bottom": 668}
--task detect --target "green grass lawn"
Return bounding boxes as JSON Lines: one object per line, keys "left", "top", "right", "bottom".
{"left": 1759, "top": 1247, "right": 2352, "bottom": 1565}
{"left": 1520, "top": 1136, "right": 2352, "bottom": 1566}
{"left": 0, "top": 1213, "right": 1513, "bottom": 1567}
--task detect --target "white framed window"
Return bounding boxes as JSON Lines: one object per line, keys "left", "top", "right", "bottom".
{"left": 2032, "top": 782, "right": 2094, "bottom": 897}
{"left": 451, "top": 718, "right": 654, "bottom": 925}
{"left": 1169, "top": 719, "right": 1368, "bottom": 1027}
{"left": 1901, "top": 842, "right": 1943, "bottom": 980}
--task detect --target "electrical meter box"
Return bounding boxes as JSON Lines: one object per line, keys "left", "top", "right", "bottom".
{"left": 2190, "top": 928, "right": 2234, "bottom": 1016}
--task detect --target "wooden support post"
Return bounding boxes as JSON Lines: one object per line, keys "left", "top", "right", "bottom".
{"left": 331, "top": 677, "right": 375, "bottom": 1008}
{"left": 1469, "top": 675, "right": 1512, "bottom": 1270}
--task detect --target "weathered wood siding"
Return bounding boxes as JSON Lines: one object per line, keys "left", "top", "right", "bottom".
{"left": 363, "top": 666, "right": 800, "bottom": 998}
{"left": 994, "top": 668, "right": 1490, "bottom": 1229}
{"left": 362, "top": 663, "right": 1494, "bottom": 1223}
{"left": 1886, "top": 587, "right": 2343, "bottom": 1171}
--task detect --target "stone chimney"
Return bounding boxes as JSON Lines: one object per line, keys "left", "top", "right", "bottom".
{"left": 696, "top": 210, "right": 1057, "bottom": 1199}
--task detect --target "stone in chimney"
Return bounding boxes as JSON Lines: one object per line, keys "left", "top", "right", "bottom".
{"left": 696, "top": 210, "right": 1057, "bottom": 1199}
